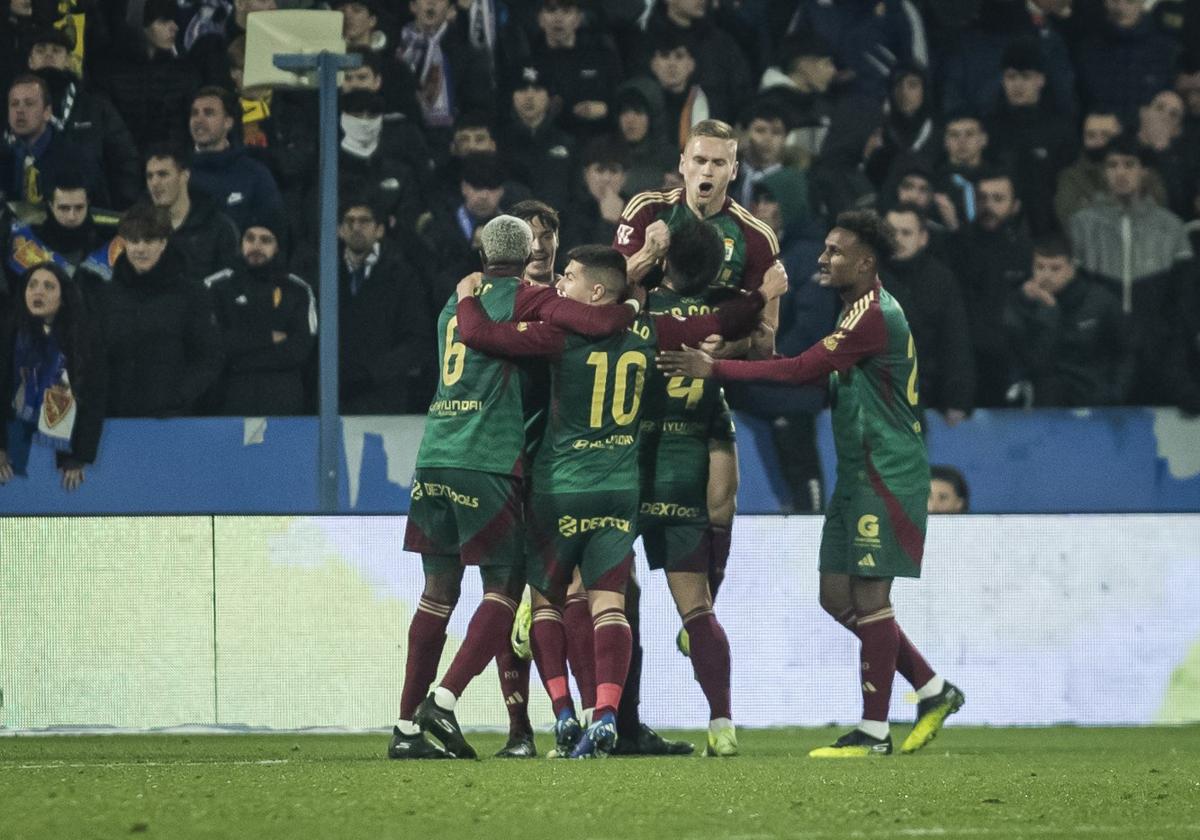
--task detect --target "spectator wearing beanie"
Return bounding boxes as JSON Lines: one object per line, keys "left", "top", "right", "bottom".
{"left": 204, "top": 209, "right": 316, "bottom": 416}
{"left": 987, "top": 37, "right": 1077, "bottom": 237}
{"left": 612, "top": 79, "right": 675, "bottom": 195}
{"left": 27, "top": 27, "right": 142, "bottom": 210}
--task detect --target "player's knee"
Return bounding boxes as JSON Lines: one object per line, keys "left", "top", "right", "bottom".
{"left": 423, "top": 573, "right": 462, "bottom": 605}
{"left": 818, "top": 591, "right": 849, "bottom": 618}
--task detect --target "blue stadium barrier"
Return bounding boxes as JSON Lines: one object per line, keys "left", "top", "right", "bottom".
{"left": 2, "top": 409, "right": 1198, "bottom": 514}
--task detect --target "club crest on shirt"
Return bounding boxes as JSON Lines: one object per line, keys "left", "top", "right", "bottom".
{"left": 723, "top": 237, "right": 734, "bottom": 262}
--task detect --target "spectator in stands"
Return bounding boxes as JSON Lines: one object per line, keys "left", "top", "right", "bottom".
{"left": 787, "top": 0, "right": 923, "bottom": 101}
{"left": 731, "top": 101, "right": 788, "bottom": 210}
{"left": 418, "top": 153, "right": 507, "bottom": 304}
{"left": 7, "top": 179, "right": 119, "bottom": 285}
{"left": 530, "top": 0, "right": 623, "bottom": 141}
{"left": 1068, "top": 135, "right": 1193, "bottom": 404}
{"left": 3, "top": 73, "right": 102, "bottom": 206}
{"left": 738, "top": 169, "right": 836, "bottom": 512}
{"left": 332, "top": 1, "right": 420, "bottom": 122}
{"left": 808, "top": 98, "right": 881, "bottom": 219}
{"left": 938, "top": 0, "right": 1076, "bottom": 118}
{"left": 1074, "top": 0, "right": 1180, "bottom": 123}
{"left": 28, "top": 27, "right": 141, "bottom": 209}
{"left": 933, "top": 109, "right": 989, "bottom": 231}
{"left": 341, "top": 47, "right": 430, "bottom": 189}
{"left": 82, "top": 203, "right": 222, "bottom": 417}
{"left": 1178, "top": 65, "right": 1200, "bottom": 141}
{"left": 1135, "top": 89, "right": 1195, "bottom": 218}
{"left": 950, "top": 168, "right": 1032, "bottom": 407}
{"left": 928, "top": 464, "right": 969, "bottom": 513}
{"left": 642, "top": 0, "right": 751, "bottom": 124}
{"left": 498, "top": 64, "right": 574, "bottom": 213}
{"left": 336, "top": 199, "right": 434, "bottom": 414}
{"left": 867, "top": 62, "right": 939, "bottom": 187}
{"left": 205, "top": 211, "right": 316, "bottom": 415}
{"left": 560, "top": 137, "right": 627, "bottom": 255}
{"left": 329, "top": 90, "right": 422, "bottom": 242}
{"left": 882, "top": 204, "right": 973, "bottom": 423}
{"left": 187, "top": 86, "right": 284, "bottom": 234}
{"left": 226, "top": 35, "right": 319, "bottom": 202}
{"left": 100, "top": 0, "right": 200, "bottom": 155}
{"left": 644, "top": 32, "right": 710, "bottom": 151}
{"left": 145, "top": 145, "right": 240, "bottom": 281}
{"left": 1054, "top": 110, "right": 1161, "bottom": 230}
{"left": 987, "top": 38, "right": 1076, "bottom": 237}
{"left": 757, "top": 32, "right": 837, "bottom": 160}
{"left": 396, "top": 0, "right": 494, "bottom": 146}
{"left": 0, "top": 261, "right": 105, "bottom": 491}
{"left": 612, "top": 81, "right": 675, "bottom": 196}
{"left": 1004, "top": 236, "right": 1127, "bottom": 408}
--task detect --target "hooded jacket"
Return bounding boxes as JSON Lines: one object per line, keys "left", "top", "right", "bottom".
{"left": 614, "top": 77, "right": 677, "bottom": 197}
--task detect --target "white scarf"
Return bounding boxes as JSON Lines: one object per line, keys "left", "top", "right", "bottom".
{"left": 340, "top": 113, "right": 382, "bottom": 158}
{"left": 400, "top": 21, "right": 453, "bottom": 128}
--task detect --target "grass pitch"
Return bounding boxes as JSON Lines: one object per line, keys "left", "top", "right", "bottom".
{"left": 3, "top": 727, "right": 1198, "bottom": 839}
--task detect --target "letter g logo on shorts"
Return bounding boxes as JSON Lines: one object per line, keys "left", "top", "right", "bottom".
{"left": 558, "top": 516, "right": 578, "bottom": 537}
{"left": 857, "top": 514, "right": 880, "bottom": 539}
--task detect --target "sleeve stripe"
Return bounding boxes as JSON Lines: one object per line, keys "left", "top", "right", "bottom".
{"left": 838, "top": 294, "right": 874, "bottom": 331}
{"left": 620, "top": 188, "right": 682, "bottom": 220}
{"left": 287, "top": 273, "right": 319, "bottom": 336}
{"left": 729, "top": 202, "right": 781, "bottom": 254}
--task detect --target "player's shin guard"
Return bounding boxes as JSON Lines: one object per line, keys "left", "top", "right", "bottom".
{"left": 856, "top": 607, "right": 900, "bottom": 723}
{"left": 495, "top": 646, "right": 532, "bottom": 738}
{"left": 530, "top": 605, "right": 575, "bottom": 718}
{"left": 563, "top": 593, "right": 597, "bottom": 709}
{"left": 399, "top": 597, "right": 453, "bottom": 719}
{"left": 682, "top": 607, "right": 732, "bottom": 720}
{"left": 707, "top": 525, "right": 731, "bottom": 601}
{"left": 439, "top": 592, "right": 517, "bottom": 698}
{"left": 593, "top": 608, "right": 633, "bottom": 718}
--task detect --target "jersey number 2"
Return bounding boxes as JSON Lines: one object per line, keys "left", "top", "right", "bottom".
{"left": 586, "top": 351, "right": 647, "bottom": 428}
{"left": 442, "top": 316, "right": 467, "bottom": 386}
{"left": 905, "top": 335, "right": 920, "bottom": 406}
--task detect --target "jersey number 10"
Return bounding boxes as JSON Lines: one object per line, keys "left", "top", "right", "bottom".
{"left": 586, "top": 351, "right": 647, "bottom": 428}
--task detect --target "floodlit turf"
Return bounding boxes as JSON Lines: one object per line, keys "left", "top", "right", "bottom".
{"left": 3, "top": 727, "right": 1198, "bottom": 839}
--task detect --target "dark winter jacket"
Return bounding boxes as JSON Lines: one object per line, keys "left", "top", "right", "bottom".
{"left": 204, "top": 260, "right": 316, "bottom": 415}
{"left": 1075, "top": 17, "right": 1180, "bottom": 123}
{"left": 35, "top": 68, "right": 142, "bottom": 209}
{"left": 498, "top": 119, "right": 574, "bottom": 212}
{"left": 99, "top": 35, "right": 199, "bottom": 155}
{"left": 2, "top": 126, "right": 104, "bottom": 206}
{"left": 790, "top": 0, "right": 918, "bottom": 101}
{"left": 530, "top": 29, "right": 625, "bottom": 140}
{"left": 337, "top": 241, "right": 436, "bottom": 414}
{"left": 883, "top": 249, "right": 976, "bottom": 413}
{"left": 83, "top": 245, "right": 222, "bottom": 417}
{"left": 987, "top": 103, "right": 1077, "bottom": 236}
{"left": 170, "top": 189, "right": 241, "bottom": 282}
{"left": 1003, "top": 273, "right": 1128, "bottom": 407}
{"left": 641, "top": 3, "right": 751, "bottom": 122}
{"left": 188, "top": 144, "right": 284, "bottom": 234}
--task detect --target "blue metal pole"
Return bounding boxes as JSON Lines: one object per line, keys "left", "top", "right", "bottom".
{"left": 273, "top": 50, "right": 361, "bottom": 512}
{"left": 315, "top": 53, "right": 339, "bottom": 512}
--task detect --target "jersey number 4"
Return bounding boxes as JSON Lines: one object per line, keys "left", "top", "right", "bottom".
{"left": 586, "top": 351, "right": 647, "bottom": 428}
{"left": 667, "top": 376, "right": 704, "bottom": 408}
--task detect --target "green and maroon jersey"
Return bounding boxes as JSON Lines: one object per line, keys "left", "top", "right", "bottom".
{"left": 415, "top": 276, "right": 639, "bottom": 477}
{"left": 454, "top": 290, "right": 767, "bottom": 492}
{"left": 639, "top": 286, "right": 735, "bottom": 491}
{"left": 613, "top": 188, "right": 780, "bottom": 291}
{"left": 711, "top": 282, "right": 930, "bottom": 497}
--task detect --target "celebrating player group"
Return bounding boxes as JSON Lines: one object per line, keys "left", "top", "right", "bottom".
{"left": 389, "top": 120, "right": 963, "bottom": 761}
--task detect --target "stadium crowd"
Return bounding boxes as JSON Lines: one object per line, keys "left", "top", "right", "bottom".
{"left": 1, "top": 0, "right": 1199, "bottom": 497}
